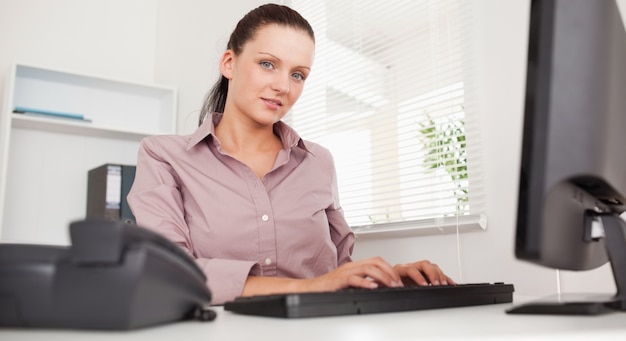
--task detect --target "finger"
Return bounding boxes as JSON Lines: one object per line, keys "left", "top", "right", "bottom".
{"left": 396, "top": 261, "right": 457, "bottom": 286}
{"left": 355, "top": 257, "right": 402, "bottom": 286}
{"left": 444, "top": 274, "right": 457, "bottom": 285}
{"left": 417, "top": 262, "right": 446, "bottom": 285}
{"left": 368, "top": 257, "right": 402, "bottom": 282}
{"left": 403, "top": 266, "right": 429, "bottom": 286}
{"left": 354, "top": 262, "right": 401, "bottom": 288}
{"left": 347, "top": 275, "right": 379, "bottom": 289}
{"left": 431, "top": 264, "right": 456, "bottom": 286}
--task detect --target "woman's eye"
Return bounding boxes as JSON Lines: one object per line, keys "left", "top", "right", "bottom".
{"left": 260, "top": 61, "right": 274, "bottom": 69}
{"left": 292, "top": 73, "right": 305, "bottom": 81}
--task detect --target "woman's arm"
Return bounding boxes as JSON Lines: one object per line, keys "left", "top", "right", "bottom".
{"left": 241, "top": 257, "right": 403, "bottom": 297}
{"left": 241, "top": 257, "right": 456, "bottom": 297}
{"left": 128, "top": 136, "right": 258, "bottom": 305}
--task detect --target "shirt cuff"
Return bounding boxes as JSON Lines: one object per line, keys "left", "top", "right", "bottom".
{"left": 196, "top": 258, "right": 257, "bottom": 305}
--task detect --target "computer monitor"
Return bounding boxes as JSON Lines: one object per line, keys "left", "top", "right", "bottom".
{"left": 509, "top": 0, "right": 626, "bottom": 315}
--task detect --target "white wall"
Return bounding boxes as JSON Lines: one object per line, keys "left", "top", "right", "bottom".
{"left": 0, "top": 0, "right": 158, "bottom": 87}
{"left": 0, "top": 0, "right": 621, "bottom": 299}
{"left": 153, "top": 0, "right": 266, "bottom": 134}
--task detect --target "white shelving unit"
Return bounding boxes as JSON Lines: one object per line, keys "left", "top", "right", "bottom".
{"left": 0, "top": 63, "right": 177, "bottom": 244}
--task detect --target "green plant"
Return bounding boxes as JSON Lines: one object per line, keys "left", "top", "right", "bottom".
{"left": 418, "top": 108, "right": 468, "bottom": 214}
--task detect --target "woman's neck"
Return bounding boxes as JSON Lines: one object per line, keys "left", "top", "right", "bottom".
{"left": 214, "top": 112, "right": 283, "bottom": 178}
{"left": 215, "top": 112, "right": 281, "bottom": 154}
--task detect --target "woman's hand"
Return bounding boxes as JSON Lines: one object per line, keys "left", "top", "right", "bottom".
{"left": 243, "top": 258, "right": 456, "bottom": 298}
{"left": 302, "top": 257, "right": 404, "bottom": 292}
{"left": 394, "top": 260, "right": 456, "bottom": 286}
{"left": 301, "top": 258, "right": 456, "bottom": 293}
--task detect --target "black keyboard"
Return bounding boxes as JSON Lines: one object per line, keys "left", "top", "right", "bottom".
{"left": 223, "top": 282, "right": 515, "bottom": 318}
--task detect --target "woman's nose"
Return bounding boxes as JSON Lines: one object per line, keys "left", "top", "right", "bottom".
{"left": 272, "top": 73, "right": 290, "bottom": 94}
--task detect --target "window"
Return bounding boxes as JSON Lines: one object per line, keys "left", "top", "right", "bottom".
{"left": 287, "top": 0, "right": 485, "bottom": 235}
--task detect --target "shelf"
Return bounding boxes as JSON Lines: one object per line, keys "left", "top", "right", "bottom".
{"left": 0, "top": 62, "right": 177, "bottom": 244}
{"left": 12, "top": 63, "right": 177, "bottom": 135}
{"left": 11, "top": 113, "right": 161, "bottom": 141}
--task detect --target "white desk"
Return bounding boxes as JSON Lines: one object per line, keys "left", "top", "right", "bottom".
{"left": 1, "top": 297, "right": 626, "bottom": 341}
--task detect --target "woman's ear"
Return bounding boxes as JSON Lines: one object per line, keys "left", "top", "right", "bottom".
{"left": 219, "top": 50, "right": 235, "bottom": 80}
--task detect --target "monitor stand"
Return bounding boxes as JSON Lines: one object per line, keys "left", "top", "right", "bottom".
{"left": 507, "top": 213, "right": 626, "bottom": 315}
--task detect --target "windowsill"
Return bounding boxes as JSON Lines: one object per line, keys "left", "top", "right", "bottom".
{"left": 352, "top": 213, "right": 487, "bottom": 239}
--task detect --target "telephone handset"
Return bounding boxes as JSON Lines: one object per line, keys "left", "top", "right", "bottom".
{"left": 69, "top": 219, "right": 204, "bottom": 279}
{"left": 0, "top": 219, "right": 214, "bottom": 330}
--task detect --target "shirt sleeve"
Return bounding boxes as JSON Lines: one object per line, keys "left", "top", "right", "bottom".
{"left": 327, "top": 207, "right": 354, "bottom": 266}
{"left": 127, "top": 137, "right": 257, "bottom": 305}
{"left": 324, "top": 148, "right": 355, "bottom": 266}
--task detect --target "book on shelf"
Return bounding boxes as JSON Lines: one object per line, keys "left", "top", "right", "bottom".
{"left": 13, "top": 106, "right": 92, "bottom": 122}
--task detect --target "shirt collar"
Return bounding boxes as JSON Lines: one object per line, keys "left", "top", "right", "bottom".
{"left": 186, "top": 112, "right": 310, "bottom": 153}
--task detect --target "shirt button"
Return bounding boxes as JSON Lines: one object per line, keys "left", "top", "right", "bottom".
{"left": 261, "top": 214, "right": 269, "bottom": 222}
{"left": 264, "top": 258, "right": 272, "bottom": 265}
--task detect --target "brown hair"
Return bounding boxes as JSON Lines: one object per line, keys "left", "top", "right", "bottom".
{"left": 198, "top": 3, "right": 315, "bottom": 125}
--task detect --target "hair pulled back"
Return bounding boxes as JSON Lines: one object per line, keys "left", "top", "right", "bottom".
{"left": 198, "top": 3, "right": 314, "bottom": 125}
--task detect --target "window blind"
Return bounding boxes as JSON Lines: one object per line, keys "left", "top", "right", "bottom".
{"left": 287, "top": 0, "right": 485, "bottom": 235}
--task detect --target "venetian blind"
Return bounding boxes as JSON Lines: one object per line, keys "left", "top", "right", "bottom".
{"left": 287, "top": 0, "right": 485, "bottom": 234}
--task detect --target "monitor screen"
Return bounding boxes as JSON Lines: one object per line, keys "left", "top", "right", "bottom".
{"left": 510, "top": 0, "right": 626, "bottom": 314}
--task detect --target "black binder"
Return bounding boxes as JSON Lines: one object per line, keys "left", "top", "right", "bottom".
{"left": 86, "top": 164, "right": 136, "bottom": 224}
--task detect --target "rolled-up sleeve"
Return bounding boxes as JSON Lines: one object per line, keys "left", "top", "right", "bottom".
{"left": 325, "top": 153, "right": 355, "bottom": 266}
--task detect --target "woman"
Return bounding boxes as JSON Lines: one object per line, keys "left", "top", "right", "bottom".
{"left": 128, "top": 3, "right": 455, "bottom": 305}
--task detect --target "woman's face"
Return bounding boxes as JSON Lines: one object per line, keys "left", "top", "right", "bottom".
{"left": 220, "top": 24, "right": 315, "bottom": 127}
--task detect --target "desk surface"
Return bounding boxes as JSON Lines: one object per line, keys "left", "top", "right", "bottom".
{"left": 2, "top": 297, "right": 626, "bottom": 341}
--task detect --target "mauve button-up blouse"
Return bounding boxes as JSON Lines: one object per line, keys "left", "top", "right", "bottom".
{"left": 127, "top": 112, "right": 355, "bottom": 305}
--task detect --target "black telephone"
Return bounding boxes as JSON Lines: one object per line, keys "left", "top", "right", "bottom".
{"left": 0, "top": 219, "right": 214, "bottom": 330}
